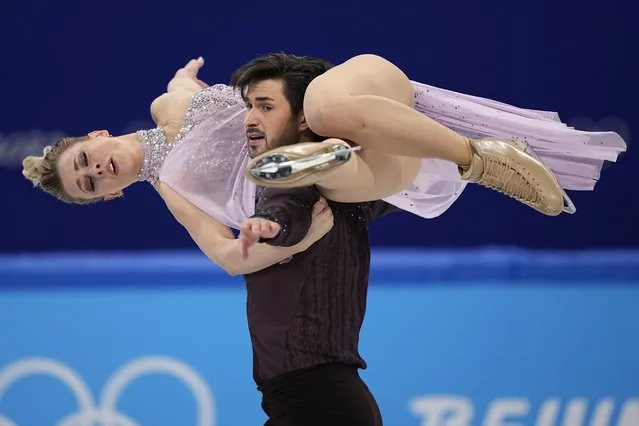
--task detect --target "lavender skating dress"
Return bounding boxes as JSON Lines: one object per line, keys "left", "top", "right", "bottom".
{"left": 136, "top": 82, "right": 626, "bottom": 229}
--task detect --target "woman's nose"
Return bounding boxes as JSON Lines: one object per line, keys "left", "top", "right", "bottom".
{"left": 90, "top": 163, "right": 104, "bottom": 177}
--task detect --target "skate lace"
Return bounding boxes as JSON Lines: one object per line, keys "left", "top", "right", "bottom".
{"left": 477, "top": 154, "right": 540, "bottom": 205}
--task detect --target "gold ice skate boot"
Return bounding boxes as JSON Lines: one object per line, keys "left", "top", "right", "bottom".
{"left": 460, "top": 138, "right": 576, "bottom": 216}
{"left": 245, "top": 140, "right": 356, "bottom": 188}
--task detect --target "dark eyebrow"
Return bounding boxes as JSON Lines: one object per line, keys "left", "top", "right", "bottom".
{"left": 244, "top": 96, "right": 276, "bottom": 103}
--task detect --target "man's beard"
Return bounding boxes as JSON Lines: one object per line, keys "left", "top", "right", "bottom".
{"left": 247, "top": 122, "right": 302, "bottom": 158}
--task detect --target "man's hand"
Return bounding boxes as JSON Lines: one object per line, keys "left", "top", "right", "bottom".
{"left": 239, "top": 217, "right": 281, "bottom": 260}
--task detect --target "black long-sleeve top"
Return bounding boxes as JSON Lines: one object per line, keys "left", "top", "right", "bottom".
{"left": 249, "top": 186, "right": 320, "bottom": 248}
{"left": 243, "top": 185, "right": 398, "bottom": 387}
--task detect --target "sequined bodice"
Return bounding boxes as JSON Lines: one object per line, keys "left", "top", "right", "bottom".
{"left": 134, "top": 84, "right": 257, "bottom": 229}
{"left": 136, "top": 84, "right": 241, "bottom": 185}
{"left": 136, "top": 127, "right": 169, "bottom": 184}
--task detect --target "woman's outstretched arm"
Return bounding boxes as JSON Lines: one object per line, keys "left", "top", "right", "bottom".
{"left": 157, "top": 182, "right": 333, "bottom": 276}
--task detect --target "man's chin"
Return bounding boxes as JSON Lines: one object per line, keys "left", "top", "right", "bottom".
{"left": 249, "top": 141, "right": 274, "bottom": 158}
{"left": 248, "top": 147, "right": 261, "bottom": 159}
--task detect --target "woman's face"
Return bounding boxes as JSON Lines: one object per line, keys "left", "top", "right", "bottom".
{"left": 57, "top": 130, "right": 142, "bottom": 201}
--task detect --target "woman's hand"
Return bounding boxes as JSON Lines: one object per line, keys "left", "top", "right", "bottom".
{"left": 304, "top": 197, "right": 333, "bottom": 244}
{"left": 238, "top": 217, "right": 281, "bottom": 260}
{"left": 237, "top": 197, "right": 334, "bottom": 260}
{"left": 174, "top": 57, "right": 208, "bottom": 88}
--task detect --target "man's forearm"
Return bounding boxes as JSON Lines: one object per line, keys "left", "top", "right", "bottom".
{"left": 252, "top": 187, "right": 319, "bottom": 247}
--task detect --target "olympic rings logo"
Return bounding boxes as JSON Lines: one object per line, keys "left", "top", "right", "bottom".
{"left": 0, "top": 356, "right": 216, "bottom": 426}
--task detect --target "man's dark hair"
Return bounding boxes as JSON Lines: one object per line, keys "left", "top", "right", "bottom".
{"left": 230, "top": 53, "right": 334, "bottom": 116}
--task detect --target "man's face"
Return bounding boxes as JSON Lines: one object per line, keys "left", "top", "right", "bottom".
{"left": 242, "top": 79, "right": 308, "bottom": 158}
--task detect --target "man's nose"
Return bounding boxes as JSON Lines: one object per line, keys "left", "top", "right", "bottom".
{"left": 244, "top": 109, "right": 259, "bottom": 127}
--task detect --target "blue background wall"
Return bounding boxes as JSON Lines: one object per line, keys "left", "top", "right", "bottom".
{"left": 1, "top": 0, "right": 636, "bottom": 251}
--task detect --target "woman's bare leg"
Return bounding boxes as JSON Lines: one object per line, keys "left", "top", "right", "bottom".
{"left": 291, "top": 55, "right": 433, "bottom": 202}
{"left": 303, "top": 54, "right": 472, "bottom": 166}
{"left": 247, "top": 137, "right": 421, "bottom": 202}
{"left": 247, "top": 54, "right": 567, "bottom": 216}
{"left": 309, "top": 140, "right": 421, "bottom": 203}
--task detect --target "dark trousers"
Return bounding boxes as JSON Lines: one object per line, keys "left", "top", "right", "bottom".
{"left": 260, "top": 363, "right": 383, "bottom": 426}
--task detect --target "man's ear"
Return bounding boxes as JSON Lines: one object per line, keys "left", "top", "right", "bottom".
{"left": 298, "top": 113, "right": 310, "bottom": 133}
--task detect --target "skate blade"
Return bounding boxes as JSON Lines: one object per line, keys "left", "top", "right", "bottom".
{"left": 516, "top": 140, "right": 577, "bottom": 215}
{"left": 250, "top": 144, "right": 358, "bottom": 181}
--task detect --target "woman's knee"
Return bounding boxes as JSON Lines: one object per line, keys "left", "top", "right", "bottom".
{"left": 337, "top": 53, "right": 395, "bottom": 69}
{"left": 303, "top": 79, "right": 360, "bottom": 136}
{"left": 342, "top": 54, "right": 414, "bottom": 105}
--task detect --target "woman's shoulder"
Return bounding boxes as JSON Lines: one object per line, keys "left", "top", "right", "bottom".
{"left": 151, "top": 85, "right": 243, "bottom": 136}
{"left": 150, "top": 90, "right": 193, "bottom": 128}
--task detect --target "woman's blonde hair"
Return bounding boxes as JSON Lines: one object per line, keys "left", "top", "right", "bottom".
{"left": 22, "top": 136, "right": 103, "bottom": 204}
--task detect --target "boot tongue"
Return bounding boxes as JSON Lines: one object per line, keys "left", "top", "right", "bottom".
{"left": 459, "top": 153, "right": 483, "bottom": 180}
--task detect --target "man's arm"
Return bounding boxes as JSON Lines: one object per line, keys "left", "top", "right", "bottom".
{"left": 237, "top": 186, "right": 324, "bottom": 259}
{"left": 251, "top": 186, "right": 322, "bottom": 247}
{"left": 370, "top": 200, "right": 401, "bottom": 220}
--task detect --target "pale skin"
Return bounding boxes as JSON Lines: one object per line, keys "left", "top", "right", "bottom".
{"left": 303, "top": 54, "right": 472, "bottom": 166}
{"left": 57, "top": 58, "right": 334, "bottom": 276}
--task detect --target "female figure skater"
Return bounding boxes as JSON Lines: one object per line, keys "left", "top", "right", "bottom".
{"left": 21, "top": 54, "right": 626, "bottom": 271}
